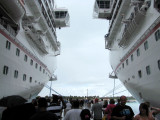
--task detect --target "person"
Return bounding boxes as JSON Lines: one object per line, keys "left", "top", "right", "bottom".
{"left": 116, "top": 99, "right": 121, "bottom": 106}
{"left": 91, "top": 98, "right": 103, "bottom": 120}
{"left": 102, "top": 99, "right": 108, "bottom": 120}
{"left": 29, "top": 97, "right": 58, "bottom": 120}
{"left": 133, "top": 103, "right": 154, "bottom": 120}
{"left": 64, "top": 100, "right": 72, "bottom": 116}
{"left": 144, "top": 101, "right": 160, "bottom": 119}
{"left": 47, "top": 94, "right": 66, "bottom": 119}
{"left": 80, "top": 109, "right": 91, "bottom": 120}
{"left": 2, "top": 103, "right": 35, "bottom": 120}
{"left": 64, "top": 100, "right": 82, "bottom": 120}
{"left": 111, "top": 95, "right": 134, "bottom": 120}
{"left": 105, "top": 99, "right": 116, "bottom": 120}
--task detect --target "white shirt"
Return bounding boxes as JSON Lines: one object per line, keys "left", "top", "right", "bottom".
{"left": 66, "top": 102, "right": 72, "bottom": 110}
{"left": 64, "top": 109, "right": 82, "bottom": 120}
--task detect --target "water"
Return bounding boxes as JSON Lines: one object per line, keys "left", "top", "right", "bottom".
{"left": 126, "top": 101, "right": 140, "bottom": 115}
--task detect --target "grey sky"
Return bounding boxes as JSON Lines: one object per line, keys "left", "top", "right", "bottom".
{"left": 39, "top": 0, "right": 131, "bottom": 97}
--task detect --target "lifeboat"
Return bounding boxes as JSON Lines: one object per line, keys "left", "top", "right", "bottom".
{"left": 0, "top": 0, "right": 25, "bottom": 24}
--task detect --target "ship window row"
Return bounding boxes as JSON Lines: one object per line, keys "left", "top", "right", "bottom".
{"left": 122, "top": 40, "right": 149, "bottom": 68}
{"left": 3, "top": 66, "right": 41, "bottom": 84}
{"left": 5, "top": 40, "right": 47, "bottom": 75}
{"left": 122, "top": 29, "right": 160, "bottom": 69}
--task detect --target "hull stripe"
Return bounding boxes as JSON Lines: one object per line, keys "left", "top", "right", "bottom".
{"left": 0, "top": 27, "right": 51, "bottom": 75}
{"left": 115, "top": 22, "right": 160, "bottom": 72}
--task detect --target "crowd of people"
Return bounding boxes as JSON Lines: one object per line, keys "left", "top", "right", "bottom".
{"left": 0, "top": 94, "right": 160, "bottom": 120}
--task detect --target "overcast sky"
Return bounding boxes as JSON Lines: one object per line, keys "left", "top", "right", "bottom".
{"left": 39, "top": 0, "right": 131, "bottom": 97}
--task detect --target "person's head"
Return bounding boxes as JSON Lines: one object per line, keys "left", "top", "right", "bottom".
{"left": 38, "top": 97, "right": 48, "bottom": 108}
{"left": 80, "top": 109, "right": 91, "bottom": 120}
{"left": 139, "top": 103, "right": 149, "bottom": 116}
{"left": 72, "top": 100, "right": 79, "bottom": 108}
{"left": 95, "top": 98, "right": 99, "bottom": 103}
{"left": 52, "top": 94, "right": 59, "bottom": 104}
{"left": 109, "top": 99, "right": 115, "bottom": 104}
{"left": 144, "top": 101, "right": 150, "bottom": 108}
{"left": 120, "top": 95, "right": 127, "bottom": 106}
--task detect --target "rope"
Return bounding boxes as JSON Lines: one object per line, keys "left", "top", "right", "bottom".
{"left": 44, "top": 84, "right": 62, "bottom": 96}
{"left": 103, "top": 83, "right": 126, "bottom": 97}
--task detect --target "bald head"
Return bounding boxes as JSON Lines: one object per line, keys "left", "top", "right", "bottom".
{"left": 120, "top": 95, "right": 127, "bottom": 106}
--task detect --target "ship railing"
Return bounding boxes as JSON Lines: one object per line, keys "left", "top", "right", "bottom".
{"left": 118, "top": 1, "right": 150, "bottom": 47}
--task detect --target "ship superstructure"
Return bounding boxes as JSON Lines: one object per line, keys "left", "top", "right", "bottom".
{"left": 93, "top": 0, "right": 160, "bottom": 106}
{"left": 0, "top": 0, "right": 69, "bottom": 99}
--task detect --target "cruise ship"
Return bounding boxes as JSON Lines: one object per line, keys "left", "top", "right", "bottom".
{"left": 0, "top": 0, "right": 69, "bottom": 99}
{"left": 93, "top": 0, "right": 160, "bottom": 107}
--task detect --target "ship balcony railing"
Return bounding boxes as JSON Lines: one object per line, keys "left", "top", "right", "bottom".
{"left": 118, "top": 3, "right": 150, "bottom": 47}
{"left": 54, "top": 9, "right": 70, "bottom": 28}
{"left": 93, "top": 0, "right": 112, "bottom": 19}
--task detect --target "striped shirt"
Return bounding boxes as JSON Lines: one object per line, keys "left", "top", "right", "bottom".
{"left": 47, "top": 105, "right": 62, "bottom": 118}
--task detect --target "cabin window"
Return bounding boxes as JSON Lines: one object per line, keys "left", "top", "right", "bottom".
{"left": 35, "top": 63, "right": 38, "bottom": 69}
{"left": 30, "top": 77, "right": 32, "bottom": 83}
{"left": 131, "top": 54, "right": 133, "bottom": 61}
{"left": 122, "top": 63, "right": 124, "bottom": 68}
{"left": 16, "top": 48, "right": 20, "bottom": 56}
{"left": 155, "top": 29, "right": 160, "bottom": 41}
{"left": 3, "top": 66, "right": 9, "bottom": 75}
{"left": 137, "top": 48, "right": 140, "bottom": 57}
{"left": 146, "top": 65, "right": 151, "bottom": 75}
{"left": 30, "top": 59, "right": 33, "bottom": 66}
{"left": 158, "top": 60, "right": 160, "bottom": 70}
{"left": 6, "top": 41, "right": 11, "bottom": 50}
{"left": 14, "top": 70, "right": 18, "bottom": 78}
{"left": 23, "top": 74, "right": 26, "bottom": 81}
{"left": 144, "top": 41, "right": 148, "bottom": 50}
{"left": 24, "top": 55, "right": 28, "bottom": 62}
{"left": 138, "top": 70, "right": 142, "bottom": 78}
{"left": 97, "top": 0, "right": 110, "bottom": 9}
{"left": 126, "top": 59, "right": 128, "bottom": 65}
{"left": 40, "top": 66, "right": 42, "bottom": 71}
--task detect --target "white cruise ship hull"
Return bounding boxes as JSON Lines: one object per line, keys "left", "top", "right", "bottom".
{"left": 0, "top": 0, "right": 69, "bottom": 99}
{"left": 94, "top": 0, "right": 160, "bottom": 107}
{"left": 109, "top": 1, "right": 160, "bottom": 107}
